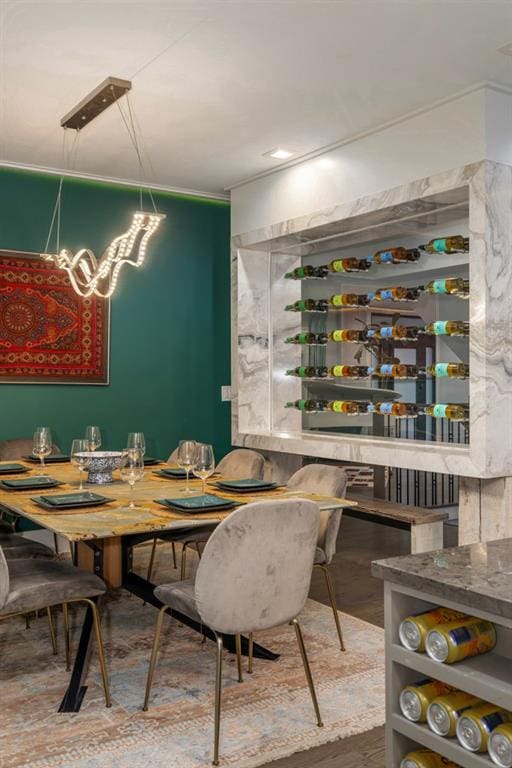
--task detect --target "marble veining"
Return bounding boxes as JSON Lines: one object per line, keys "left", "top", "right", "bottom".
{"left": 372, "top": 538, "right": 512, "bottom": 620}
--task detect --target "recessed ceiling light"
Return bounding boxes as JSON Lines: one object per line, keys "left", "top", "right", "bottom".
{"left": 497, "top": 42, "right": 512, "bottom": 56}
{"left": 263, "top": 148, "right": 294, "bottom": 160}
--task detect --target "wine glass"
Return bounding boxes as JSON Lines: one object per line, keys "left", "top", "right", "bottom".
{"left": 120, "top": 448, "right": 144, "bottom": 509}
{"left": 177, "top": 439, "right": 197, "bottom": 494}
{"left": 85, "top": 426, "right": 102, "bottom": 452}
{"left": 33, "top": 427, "right": 52, "bottom": 475}
{"left": 192, "top": 443, "right": 215, "bottom": 496}
{"left": 71, "top": 439, "right": 89, "bottom": 491}
{"left": 127, "top": 432, "right": 146, "bottom": 456}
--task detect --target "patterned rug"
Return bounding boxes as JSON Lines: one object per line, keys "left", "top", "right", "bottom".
{"left": 0, "top": 544, "right": 385, "bottom": 768}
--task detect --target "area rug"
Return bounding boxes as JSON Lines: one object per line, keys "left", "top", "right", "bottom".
{"left": 0, "top": 544, "right": 385, "bottom": 768}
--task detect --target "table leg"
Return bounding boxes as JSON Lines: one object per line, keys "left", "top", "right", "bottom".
{"left": 58, "top": 603, "right": 94, "bottom": 713}
{"left": 77, "top": 537, "right": 123, "bottom": 588}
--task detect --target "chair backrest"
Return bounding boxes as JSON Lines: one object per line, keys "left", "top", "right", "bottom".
{"left": 287, "top": 464, "right": 348, "bottom": 564}
{"left": 0, "top": 547, "right": 9, "bottom": 610}
{"left": 195, "top": 499, "right": 319, "bottom": 635}
{"left": 167, "top": 447, "right": 179, "bottom": 464}
{"left": 0, "top": 438, "right": 60, "bottom": 461}
{"left": 216, "top": 449, "right": 265, "bottom": 480}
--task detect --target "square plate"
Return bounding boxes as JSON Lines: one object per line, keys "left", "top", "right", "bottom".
{"left": 214, "top": 478, "right": 279, "bottom": 493}
{"left": 31, "top": 491, "right": 112, "bottom": 509}
{"left": 23, "top": 454, "right": 70, "bottom": 463}
{"left": 143, "top": 457, "right": 161, "bottom": 466}
{"left": 0, "top": 476, "right": 63, "bottom": 490}
{"left": 0, "top": 463, "right": 30, "bottom": 475}
{"left": 153, "top": 468, "right": 187, "bottom": 479}
{"left": 154, "top": 494, "right": 239, "bottom": 513}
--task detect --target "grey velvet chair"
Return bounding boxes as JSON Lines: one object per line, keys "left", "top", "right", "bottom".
{"left": 216, "top": 449, "right": 265, "bottom": 480}
{"left": 143, "top": 498, "right": 323, "bottom": 766}
{"left": 0, "top": 545, "right": 111, "bottom": 705}
{"left": 287, "top": 464, "right": 348, "bottom": 652}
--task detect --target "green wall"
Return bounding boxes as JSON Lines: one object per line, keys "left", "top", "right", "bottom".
{"left": 0, "top": 167, "right": 232, "bottom": 464}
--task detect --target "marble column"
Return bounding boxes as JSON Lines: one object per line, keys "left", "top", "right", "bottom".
{"left": 459, "top": 476, "right": 512, "bottom": 544}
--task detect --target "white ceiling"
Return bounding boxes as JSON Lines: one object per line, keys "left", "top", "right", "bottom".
{"left": 2, "top": 0, "right": 512, "bottom": 198}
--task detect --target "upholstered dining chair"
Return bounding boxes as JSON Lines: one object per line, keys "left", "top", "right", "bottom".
{"left": 287, "top": 464, "right": 348, "bottom": 652}
{"left": 146, "top": 448, "right": 266, "bottom": 582}
{"left": 142, "top": 498, "right": 323, "bottom": 766}
{"left": 0, "top": 545, "right": 111, "bottom": 705}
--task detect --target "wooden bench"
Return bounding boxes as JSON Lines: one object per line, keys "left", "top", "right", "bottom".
{"left": 343, "top": 490, "right": 449, "bottom": 553}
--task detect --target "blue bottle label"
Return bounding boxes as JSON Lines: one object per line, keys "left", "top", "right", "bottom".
{"left": 380, "top": 289, "right": 393, "bottom": 300}
{"left": 435, "top": 364, "right": 449, "bottom": 377}
{"left": 366, "top": 291, "right": 375, "bottom": 301}
{"left": 379, "top": 402, "right": 393, "bottom": 414}
{"left": 432, "top": 404, "right": 448, "bottom": 418}
{"left": 432, "top": 279, "right": 447, "bottom": 294}
{"left": 432, "top": 321, "right": 448, "bottom": 335}
{"left": 380, "top": 326, "right": 393, "bottom": 338}
{"left": 367, "top": 254, "right": 375, "bottom": 263}
{"left": 433, "top": 238, "right": 447, "bottom": 253}
{"left": 379, "top": 251, "right": 394, "bottom": 263}
{"left": 379, "top": 364, "right": 394, "bottom": 375}
{"left": 366, "top": 328, "right": 377, "bottom": 338}
{"left": 367, "top": 404, "right": 376, "bottom": 413}
{"left": 367, "top": 366, "right": 375, "bottom": 375}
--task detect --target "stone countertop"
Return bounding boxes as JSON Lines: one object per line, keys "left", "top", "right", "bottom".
{"left": 371, "top": 538, "right": 512, "bottom": 621}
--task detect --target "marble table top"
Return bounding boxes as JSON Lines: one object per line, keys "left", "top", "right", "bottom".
{"left": 372, "top": 538, "right": 512, "bottom": 620}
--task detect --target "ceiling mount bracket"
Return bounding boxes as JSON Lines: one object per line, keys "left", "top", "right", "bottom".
{"left": 60, "top": 76, "right": 132, "bottom": 130}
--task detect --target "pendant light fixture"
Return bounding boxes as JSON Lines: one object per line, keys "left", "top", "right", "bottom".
{"left": 41, "top": 76, "right": 165, "bottom": 299}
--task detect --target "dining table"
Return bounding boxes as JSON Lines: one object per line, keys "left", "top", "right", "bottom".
{"left": 0, "top": 458, "right": 354, "bottom": 713}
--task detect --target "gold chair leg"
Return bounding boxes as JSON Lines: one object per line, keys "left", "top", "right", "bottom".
{"left": 46, "top": 607, "right": 58, "bottom": 655}
{"left": 291, "top": 618, "right": 323, "bottom": 727}
{"left": 142, "top": 605, "right": 167, "bottom": 711}
{"left": 213, "top": 633, "right": 223, "bottom": 766}
{"left": 180, "top": 543, "right": 188, "bottom": 580}
{"left": 172, "top": 541, "right": 177, "bottom": 569}
{"left": 63, "top": 602, "right": 71, "bottom": 671}
{"left": 146, "top": 538, "right": 158, "bottom": 583}
{"left": 248, "top": 632, "right": 254, "bottom": 674}
{"left": 235, "top": 634, "right": 243, "bottom": 683}
{"left": 317, "top": 564, "right": 345, "bottom": 651}
{"left": 82, "top": 599, "right": 111, "bottom": 708}
{"left": 25, "top": 613, "right": 31, "bottom": 629}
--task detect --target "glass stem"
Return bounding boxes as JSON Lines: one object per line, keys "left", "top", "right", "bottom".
{"left": 41, "top": 456, "right": 45, "bottom": 474}
{"left": 79, "top": 468, "right": 83, "bottom": 491}
{"left": 202, "top": 478, "right": 206, "bottom": 494}
{"left": 130, "top": 482, "right": 135, "bottom": 509}
{"left": 185, "top": 469, "right": 190, "bottom": 493}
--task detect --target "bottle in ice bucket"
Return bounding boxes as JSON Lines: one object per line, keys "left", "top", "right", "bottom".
{"left": 427, "top": 691, "right": 482, "bottom": 736}
{"left": 399, "top": 679, "right": 453, "bottom": 722}
{"left": 398, "top": 607, "right": 467, "bottom": 652}
{"left": 400, "top": 749, "right": 460, "bottom": 768}
{"left": 456, "top": 703, "right": 512, "bottom": 752}
{"left": 488, "top": 723, "right": 512, "bottom": 767}
{"left": 425, "top": 616, "right": 497, "bottom": 663}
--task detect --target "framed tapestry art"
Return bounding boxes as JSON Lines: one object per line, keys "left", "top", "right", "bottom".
{"left": 0, "top": 250, "right": 110, "bottom": 384}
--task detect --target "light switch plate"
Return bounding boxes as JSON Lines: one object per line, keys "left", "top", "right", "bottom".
{"left": 221, "top": 385, "right": 232, "bottom": 402}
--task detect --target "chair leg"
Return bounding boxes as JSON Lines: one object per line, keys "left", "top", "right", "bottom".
{"left": 25, "top": 613, "right": 31, "bottom": 630}
{"left": 290, "top": 618, "right": 323, "bottom": 728}
{"left": 316, "top": 564, "right": 345, "bottom": 652}
{"left": 53, "top": 533, "right": 59, "bottom": 555}
{"left": 180, "top": 543, "right": 188, "bottom": 580}
{"left": 248, "top": 632, "right": 254, "bottom": 674}
{"left": 171, "top": 541, "right": 177, "bottom": 569}
{"left": 63, "top": 602, "right": 71, "bottom": 671}
{"left": 142, "top": 605, "right": 167, "bottom": 711}
{"left": 146, "top": 538, "right": 158, "bottom": 583}
{"left": 46, "top": 607, "right": 58, "bottom": 655}
{"left": 82, "top": 599, "right": 111, "bottom": 708}
{"left": 213, "top": 633, "right": 223, "bottom": 766}
{"left": 235, "top": 634, "right": 243, "bottom": 683}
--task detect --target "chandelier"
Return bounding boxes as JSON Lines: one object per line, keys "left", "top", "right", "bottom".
{"left": 41, "top": 77, "right": 165, "bottom": 299}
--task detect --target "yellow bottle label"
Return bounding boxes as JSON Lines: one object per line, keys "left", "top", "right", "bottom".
{"left": 331, "top": 330, "right": 345, "bottom": 341}
{"left": 331, "top": 401, "right": 347, "bottom": 413}
{"left": 331, "top": 365, "right": 345, "bottom": 377}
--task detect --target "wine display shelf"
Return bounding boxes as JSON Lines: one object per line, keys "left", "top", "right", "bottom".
{"left": 232, "top": 160, "right": 512, "bottom": 478}
{"left": 384, "top": 581, "right": 512, "bottom": 768}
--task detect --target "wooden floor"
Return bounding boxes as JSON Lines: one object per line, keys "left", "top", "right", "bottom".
{"left": 266, "top": 515, "right": 458, "bottom": 768}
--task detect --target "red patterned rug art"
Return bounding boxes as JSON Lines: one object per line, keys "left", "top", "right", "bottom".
{"left": 0, "top": 250, "right": 109, "bottom": 383}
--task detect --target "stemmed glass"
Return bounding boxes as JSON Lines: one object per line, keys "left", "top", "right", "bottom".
{"left": 120, "top": 448, "right": 144, "bottom": 509}
{"left": 177, "top": 440, "right": 197, "bottom": 494}
{"left": 127, "top": 432, "right": 146, "bottom": 456}
{"left": 192, "top": 443, "right": 215, "bottom": 495}
{"left": 71, "top": 439, "right": 89, "bottom": 491}
{"left": 33, "top": 427, "right": 52, "bottom": 475}
{"left": 85, "top": 426, "right": 102, "bottom": 452}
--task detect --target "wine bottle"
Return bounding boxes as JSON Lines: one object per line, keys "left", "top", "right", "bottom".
{"left": 329, "top": 329, "right": 368, "bottom": 343}
{"left": 284, "top": 332, "right": 328, "bottom": 345}
{"left": 367, "top": 325, "right": 420, "bottom": 341}
{"left": 285, "top": 399, "right": 326, "bottom": 412}
{"left": 419, "top": 235, "right": 469, "bottom": 254}
{"left": 284, "top": 299, "right": 328, "bottom": 312}
{"left": 425, "top": 403, "right": 469, "bottom": 421}
{"left": 285, "top": 366, "right": 329, "bottom": 378}
{"left": 426, "top": 363, "right": 469, "bottom": 378}
{"left": 284, "top": 265, "right": 329, "bottom": 280}
{"left": 374, "top": 363, "right": 419, "bottom": 379}
{"left": 424, "top": 278, "right": 469, "bottom": 297}
{"left": 371, "top": 286, "right": 421, "bottom": 301}
{"left": 328, "top": 257, "right": 371, "bottom": 273}
{"left": 367, "top": 247, "right": 420, "bottom": 265}
{"left": 424, "top": 321, "right": 469, "bottom": 336}
{"left": 329, "top": 364, "right": 374, "bottom": 378}
{"left": 368, "top": 402, "right": 420, "bottom": 418}
{"left": 330, "top": 293, "right": 370, "bottom": 308}
{"left": 327, "top": 400, "right": 369, "bottom": 415}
